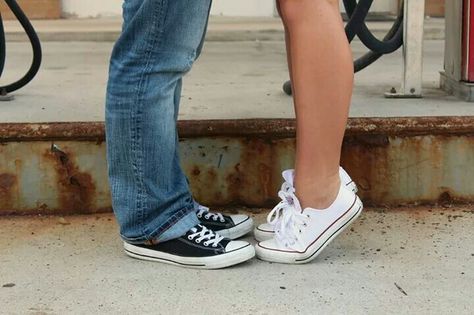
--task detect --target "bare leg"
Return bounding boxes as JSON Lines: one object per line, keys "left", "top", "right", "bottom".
{"left": 276, "top": 2, "right": 294, "bottom": 91}
{"left": 278, "top": 0, "right": 354, "bottom": 209}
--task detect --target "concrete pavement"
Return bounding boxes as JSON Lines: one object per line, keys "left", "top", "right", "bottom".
{"left": 0, "top": 207, "right": 473, "bottom": 314}
{"left": 1, "top": 40, "right": 472, "bottom": 124}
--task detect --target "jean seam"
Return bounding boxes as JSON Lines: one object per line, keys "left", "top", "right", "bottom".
{"left": 146, "top": 203, "right": 195, "bottom": 242}
{"left": 195, "top": 1, "right": 212, "bottom": 60}
{"left": 130, "top": 0, "right": 168, "bottom": 237}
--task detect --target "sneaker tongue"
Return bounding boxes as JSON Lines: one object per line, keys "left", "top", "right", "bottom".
{"left": 282, "top": 169, "right": 295, "bottom": 186}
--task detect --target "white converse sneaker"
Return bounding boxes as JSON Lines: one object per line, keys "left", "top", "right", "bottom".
{"left": 254, "top": 167, "right": 358, "bottom": 242}
{"left": 255, "top": 182, "right": 363, "bottom": 264}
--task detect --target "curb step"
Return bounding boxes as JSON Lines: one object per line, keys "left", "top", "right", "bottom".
{"left": 1, "top": 116, "right": 474, "bottom": 215}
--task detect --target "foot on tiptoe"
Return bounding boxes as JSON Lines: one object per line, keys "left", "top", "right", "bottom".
{"left": 255, "top": 180, "right": 363, "bottom": 264}
{"left": 254, "top": 167, "right": 358, "bottom": 242}
{"left": 124, "top": 225, "right": 255, "bottom": 269}
{"left": 194, "top": 202, "right": 254, "bottom": 239}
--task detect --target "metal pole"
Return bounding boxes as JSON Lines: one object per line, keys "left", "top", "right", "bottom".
{"left": 440, "top": 0, "right": 474, "bottom": 101}
{"left": 386, "top": 0, "right": 425, "bottom": 98}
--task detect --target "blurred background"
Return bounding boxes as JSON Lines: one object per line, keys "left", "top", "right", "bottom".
{"left": 1, "top": 1, "right": 473, "bottom": 314}
{"left": 0, "top": 0, "right": 445, "bottom": 19}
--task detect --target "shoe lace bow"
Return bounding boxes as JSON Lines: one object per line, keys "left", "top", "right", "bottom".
{"left": 267, "top": 182, "right": 310, "bottom": 248}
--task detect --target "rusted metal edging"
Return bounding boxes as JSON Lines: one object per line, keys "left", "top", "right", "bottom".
{"left": 2, "top": 116, "right": 474, "bottom": 142}
{"left": 1, "top": 116, "right": 474, "bottom": 215}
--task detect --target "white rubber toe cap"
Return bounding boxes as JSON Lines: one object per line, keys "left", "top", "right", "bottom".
{"left": 215, "top": 215, "right": 253, "bottom": 239}
{"left": 254, "top": 223, "right": 275, "bottom": 242}
{"left": 231, "top": 214, "right": 249, "bottom": 225}
{"left": 225, "top": 240, "right": 251, "bottom": 252}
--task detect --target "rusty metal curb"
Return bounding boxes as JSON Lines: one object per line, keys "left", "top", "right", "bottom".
{"left": 1, "top": 116, "right": 474, "bottom": 142}
{"left": 2, "top": 116, "right": 474, "bottom": 215}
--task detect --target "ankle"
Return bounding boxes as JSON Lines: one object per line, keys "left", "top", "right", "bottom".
{"left": 296, "top": 176, "right": 340, "bottom": 209}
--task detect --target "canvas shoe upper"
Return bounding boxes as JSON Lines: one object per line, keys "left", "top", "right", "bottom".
{"left": 195, "top": 202, "right": 254, "bottom": 239}
{"left": 254, "top": 167, "right": 357, "bottom": 242}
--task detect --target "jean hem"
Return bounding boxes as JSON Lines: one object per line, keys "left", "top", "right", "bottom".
{"left": 120, "top": 202, "right": 196, "bottom": 245}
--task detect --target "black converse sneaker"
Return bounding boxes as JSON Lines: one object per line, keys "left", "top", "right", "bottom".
{"left": 123, "top": 225, "right": 255, "bottom": 269}
{"left": 195, "top": 203, "right": 254, "bottom": 239}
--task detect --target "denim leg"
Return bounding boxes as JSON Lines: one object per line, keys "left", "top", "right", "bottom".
{"left": 106, "top": 0, "right": 212, "bottom": 244}
{"left": 159, "top": 12, "right": 212, "bottom": 240}
{"left": 178, "top": 7, "right": 213, "bottom": 213}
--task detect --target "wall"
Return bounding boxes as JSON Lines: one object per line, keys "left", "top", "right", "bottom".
{"left": 61, "top": 0, "right": 121, "bottom": 18}
{"left": 60, "top": 0, "right": 398, "bottom": 18}
{"left": 343, "top": 0, "right": 398, "bottom": 13}
{"left": 61, "top": 0, "right": 276, "bottom": 18}
{"left": 211, "top": 0, "right": 276, "bottom": 17}
{"left": 425, "top": 0, "right": 445, "bottom": 17}
{"left": 1, "top": 0, "right": 61, "bottom": 20}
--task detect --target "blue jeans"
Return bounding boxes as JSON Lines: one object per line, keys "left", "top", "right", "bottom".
{"left": 106, "top": 0, "right": 212, "bottom": 244}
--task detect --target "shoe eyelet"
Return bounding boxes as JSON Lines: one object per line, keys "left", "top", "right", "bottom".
{"left": 195, "top": 239, "right": 201, "bottom": 243}
{"left": 203, "top": 241, "right": 210, "bottom": 246}
{"left": 220, "top": 219, "right": 225, "bottom": 223}
{"left": 188, "top": 236, "right": 193, "bottom": 240}
{"left": 197, "top": 215, "right": 202, "bottom": 219}
{"left": 205, "top": 215, "right": 210, "bottom": 220}
{"left": 212, "top": 244, "right": 218, "bottom": 248}
{"left": 306, "top": 214, "right": 310, "bottom": 218}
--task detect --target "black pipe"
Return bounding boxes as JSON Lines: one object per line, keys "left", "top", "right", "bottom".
{"left": 0, "top": 12, "right": 5, "bottom": 78}
{"left": 344, "top": 0, "right": 403, "bottom": 54}
{"left": 344, "top": 0, "right": 374, "bottom": 43}
{"left": 354, "top": 5, "right": 404, "bottom": 72}
{"left": 0, "top": 0, "right": 42, "bottom": 95}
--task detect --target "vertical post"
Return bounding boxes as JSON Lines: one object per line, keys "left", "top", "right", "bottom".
{"left": 440, "top": 0, "right": 474, "bottom": 101}
{"left": 386, "top": 0, "right": 425, "bottom": 98}
{"left": 402, "top": 0, "right": 425, "bottom": 97}
{"left": 462, "top": 0, "right": 474, "bottom": 82}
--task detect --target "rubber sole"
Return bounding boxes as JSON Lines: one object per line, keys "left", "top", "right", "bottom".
{"left": 215, "top": 216, "right": 254, "bottom": 240}
{"left": 253, "top": 227, "right": 274, "bottom": 243}
{"left": 256, "top": 196, "right": 363, "bottom": 264}
{"left": 124, "top": 242, "right": 255, "bottom": 269}
{"left": 296, "top": 200, "right": 363, "bottom": 263}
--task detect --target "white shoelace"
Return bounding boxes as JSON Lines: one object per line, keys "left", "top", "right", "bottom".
{"left": 267, "top": 182, "right": 310, "bottom": 248}
{"left": 266, "top": 182, "right": 295, "bottom": 226}
{"left": 196, "top": 204, "right": 225, "bottom": 223}
{"left": 188, "top": 225, "right": 225, "bottom": 247}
